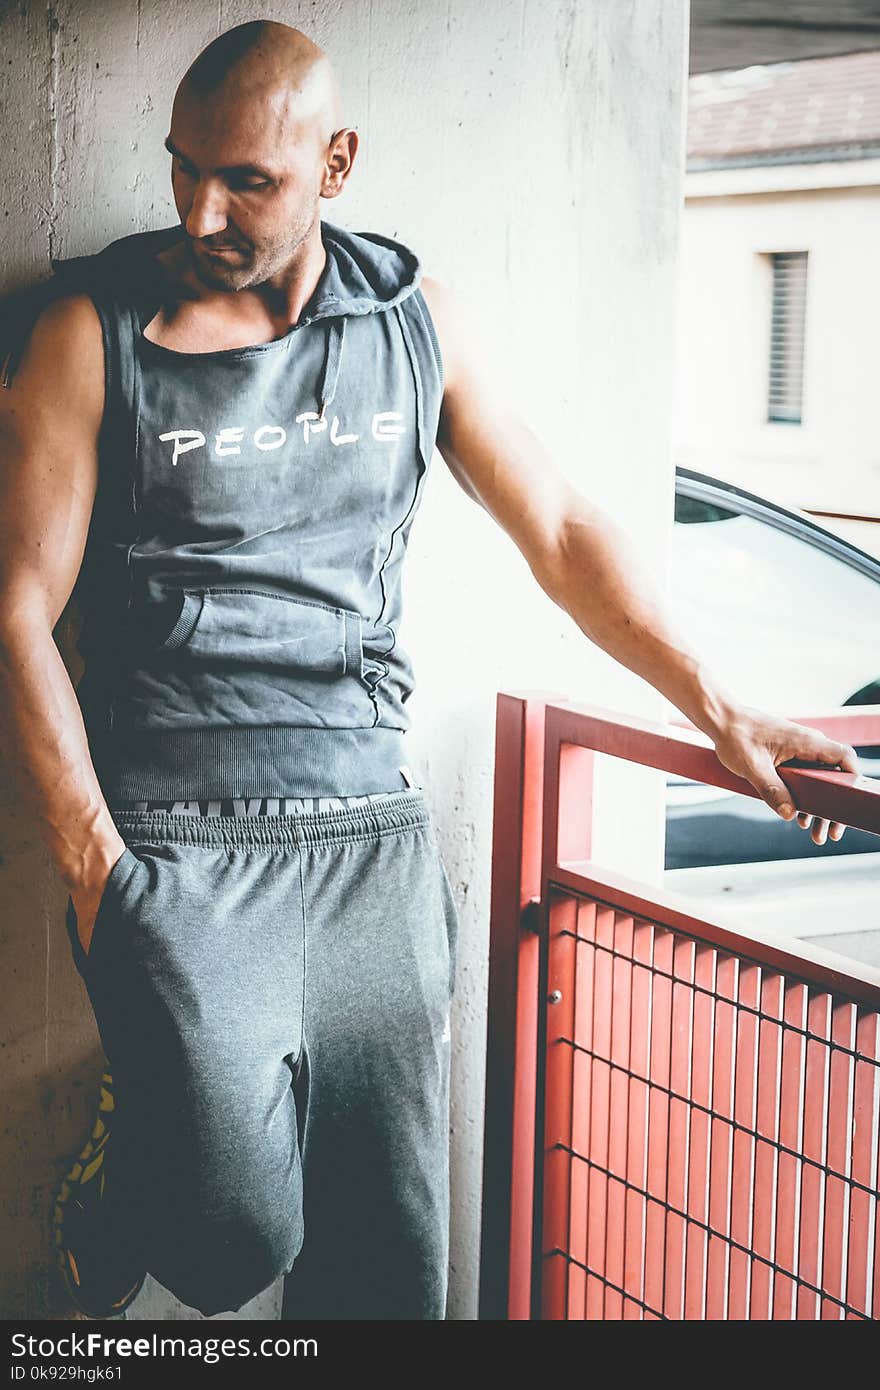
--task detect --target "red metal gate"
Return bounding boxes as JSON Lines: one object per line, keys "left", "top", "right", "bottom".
{"left": 480, "top": 693, "right": 880, "bottom": 1320}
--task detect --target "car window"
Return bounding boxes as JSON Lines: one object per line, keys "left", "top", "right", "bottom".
{"left": 669, "top": 496, "right": 880, "bottom": 713}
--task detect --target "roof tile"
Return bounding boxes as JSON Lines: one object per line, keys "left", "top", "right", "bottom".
{"left": 688, "top": 50, "right": 880, "bottom": 165}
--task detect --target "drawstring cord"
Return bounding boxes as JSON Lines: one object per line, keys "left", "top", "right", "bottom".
{"left": 316, "top": 317, "right": 346, "bottom": 421}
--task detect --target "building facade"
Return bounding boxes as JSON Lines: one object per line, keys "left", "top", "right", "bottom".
{"left": 674, "top": 51, "right": 880, "bottom": 553}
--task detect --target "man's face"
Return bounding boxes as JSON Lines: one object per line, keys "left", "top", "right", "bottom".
{"left": 165, "top": 83, "right": 328, "bottom": 291}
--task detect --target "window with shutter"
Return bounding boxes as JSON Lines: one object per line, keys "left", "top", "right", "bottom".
{"left": 767, "top": 251, "right": 808, "bottom": 425}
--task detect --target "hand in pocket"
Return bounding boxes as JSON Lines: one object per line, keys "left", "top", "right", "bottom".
{"left": 69, "top": 843, "right": 129, "bottom": 957}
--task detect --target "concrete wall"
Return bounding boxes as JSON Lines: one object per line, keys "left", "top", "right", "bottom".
{"left": 674, "top": 168, "right": 880, "bottom": 525}
{"left": 0, "top": 0, "right": 688, "bottom": 1319}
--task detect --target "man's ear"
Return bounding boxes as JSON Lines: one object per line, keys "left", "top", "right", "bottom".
{"left": 321, "top": 128, "right": 359, "bottom": 198}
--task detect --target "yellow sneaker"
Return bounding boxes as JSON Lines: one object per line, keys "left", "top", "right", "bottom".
{"left": 53, "top": 1070, "right": 145, "bottom": 1318}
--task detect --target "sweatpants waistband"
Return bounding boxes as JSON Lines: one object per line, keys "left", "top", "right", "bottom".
{"left": 110, "top": 786, "right": 433, "bottom": 850}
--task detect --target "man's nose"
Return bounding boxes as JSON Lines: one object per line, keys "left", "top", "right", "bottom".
{"left": 184, "top": 180, "right": 229, "bottom": 240}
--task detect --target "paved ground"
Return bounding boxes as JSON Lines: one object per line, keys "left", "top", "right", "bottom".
{"left": 664, "top": 851, "right": 880, "bottom": 970}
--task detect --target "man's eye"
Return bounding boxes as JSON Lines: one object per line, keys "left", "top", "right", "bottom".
{"left": 170, "top": 157, "right": 269, "bottom": 190}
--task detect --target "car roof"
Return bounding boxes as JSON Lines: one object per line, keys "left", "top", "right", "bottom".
{"left": 675, "top": 466, "right": 880, "bottom": 585}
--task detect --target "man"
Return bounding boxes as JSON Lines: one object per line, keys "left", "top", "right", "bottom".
{"left": 0, "top": 20, "right": 857, "bottom": 1321}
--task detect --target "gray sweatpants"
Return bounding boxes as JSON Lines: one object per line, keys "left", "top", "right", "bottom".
{"left": 64, "top": 788, "right": 459, "bottom": 1319}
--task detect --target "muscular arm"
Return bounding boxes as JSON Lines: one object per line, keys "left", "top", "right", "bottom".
{"left": 0, "top": 293, "right": 126, "bottom": 909}
{"left": 420, "top": 275, "right": 858, "bottom": 842}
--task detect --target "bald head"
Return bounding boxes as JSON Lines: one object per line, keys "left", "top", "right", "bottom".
{"left": 179, "top": 20, "right": 342, "bottom": 146}
{"left": 166, "top": 20, "right": 357, "bottom": 294}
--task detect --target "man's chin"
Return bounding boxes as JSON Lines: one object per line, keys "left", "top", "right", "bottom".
{"left": 193, "top": 260, "right": 253, "bottom": 292}
{"left": 189, "top": 242, "right": 253, "bottom": 282}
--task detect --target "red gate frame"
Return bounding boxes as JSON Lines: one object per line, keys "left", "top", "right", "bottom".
{"left": 480, "top": 691, "right": 880, "bottom": 1320}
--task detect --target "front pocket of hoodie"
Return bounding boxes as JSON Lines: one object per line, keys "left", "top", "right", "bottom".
{"left": 115, "top": 588, "right": 385, "bottom": 731}
{"left": 156, "top": 588, "right": 364, "bottom": 677}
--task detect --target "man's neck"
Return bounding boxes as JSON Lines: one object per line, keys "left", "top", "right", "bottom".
{"left": 153, "top": 227, "right": 328, "bottom": 332}
{"left": 240, "top": 228, "right": 329, "bottom": 327}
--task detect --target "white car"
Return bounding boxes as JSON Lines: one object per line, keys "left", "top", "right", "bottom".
{"left": 664, "top": 469, "right": 880, "bottom": 967}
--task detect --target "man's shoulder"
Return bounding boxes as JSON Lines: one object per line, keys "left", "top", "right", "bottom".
{"left": 0, "top": 292, "right": 104, "bottom": 419}
{"left": 0, "top": 286, "right": 104, "bottom": 391}
{"left": 410, "top": 275, "right": 457, "bottom": 378}
{"left": 416, "top": 274, "right": 446, "bottom": 310}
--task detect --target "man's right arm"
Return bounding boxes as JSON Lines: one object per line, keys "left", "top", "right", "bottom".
{"left": 0, "top": 292, "right": 127, "bottom": 927}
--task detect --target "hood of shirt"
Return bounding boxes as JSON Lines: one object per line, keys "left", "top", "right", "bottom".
{"left": 0, "top": 218, "right": 424, "bottom": 393}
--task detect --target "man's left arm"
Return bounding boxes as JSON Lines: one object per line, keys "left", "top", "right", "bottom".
{"left": 419, "top": 275, "right": 859, "bottom": 845}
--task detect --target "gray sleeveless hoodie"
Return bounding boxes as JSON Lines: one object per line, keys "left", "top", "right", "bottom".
{"left": 0, "top": 221, "right": 444, "bottom": 798}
